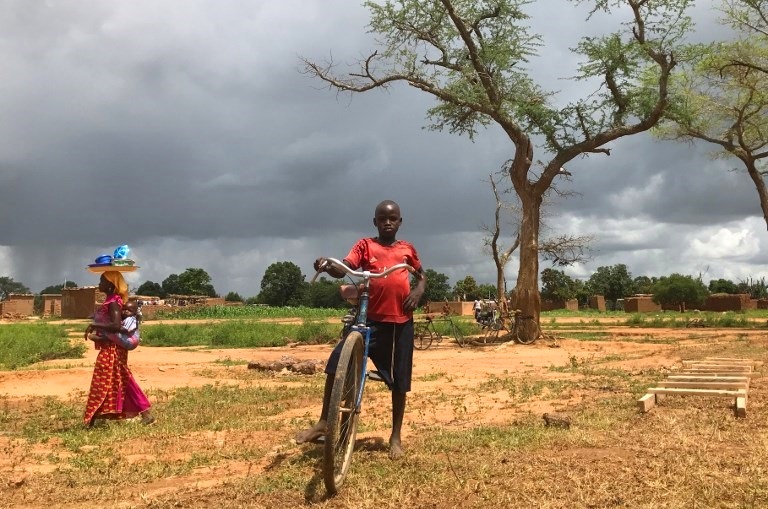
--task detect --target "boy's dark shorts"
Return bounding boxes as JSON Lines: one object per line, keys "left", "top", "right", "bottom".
{"left": 325, "top": 320, "right": 414, "bottom": 393}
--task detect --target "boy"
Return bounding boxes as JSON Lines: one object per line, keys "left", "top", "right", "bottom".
{"left": 295, "top": 199, "right": 426, "bottom": 459}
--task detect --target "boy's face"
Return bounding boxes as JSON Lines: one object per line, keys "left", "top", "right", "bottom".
{"left": 123, "top": 302, "right": 138, "bottom": 317}
{"left": 373, "top": 203, "right": 402, "bottom": 240}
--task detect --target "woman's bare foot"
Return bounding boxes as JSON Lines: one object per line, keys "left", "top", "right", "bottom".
{"left": 389, "top": 436, "right": 404, "bottom": 459}
{"left": 295, "top": 420, "right": 327, "bottom": 444}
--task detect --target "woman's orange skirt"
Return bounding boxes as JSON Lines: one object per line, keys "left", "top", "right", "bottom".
{"left": 83, "top": 342, "right": 151, "bottom": 426}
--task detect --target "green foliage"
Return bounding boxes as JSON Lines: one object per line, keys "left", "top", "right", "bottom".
{"left": 633, "top": 275, "right": 657, "bottom": 295}
{"left": 737, "top": 277, "right": 768, "bottom": 299}
{"left": 0, "top": 276, "right": 30, "bottom": 301}
{"left": 161, "top": 268, "right": 217, "bottom": 297}
{"left": 709, "top": 278, "right": 738, "bottom": 294}
{"left": 476, "top": 283, "right": 497, "bottom": 300}
{"left": 224, "top": 292, "right": 243, "bottom": 302}
{"left": 142, "top": 320, "right": 337, "bottom": 348}
{"left": 306, "top": 276, "right": 345, "bottom": 308}
{"left": 453, "top": 275, "right": 479, "bottom": 300}
{"left": 136, "top": 280, "right": 163, "bottom": 297}
{"left": 587, "top": 264, "right": 635, "bottom": 303}
{"left": 258, "top": 261, "right": 307, "bottom": 307}
{"left": 39, "top": 280, "right": 77, "bottom": 295}
{"left": 419, "top": 269, "right": 452, "bottom": 303}
{"left": 150, "top": 304, "right": 338, "bottom": 320}
{"left": 652, "top": 273, "right": 709, "bottom": 310}
{"left": 540, "top": 268, "right": 579, "bottom": 302}
{"left": 0, "top": 324, "right": 85, "bottom": 369}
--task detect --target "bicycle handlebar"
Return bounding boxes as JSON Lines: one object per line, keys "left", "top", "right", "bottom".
{"left": 310, "top": 257, "right": 416, "bottom": 284}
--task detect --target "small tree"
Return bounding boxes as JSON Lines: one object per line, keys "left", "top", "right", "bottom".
{"left": 633, "top": 275, "right": 658, "bottom": 295}
{"left": 39, "top": 280, "right": 77, "bottom": 295}
{"left": 587, "top": 264, "right": 635, "bottom": 304}
{"left": 709, "top": 278, "right": 739, "bottom": 294}
{"left": 259, "top": 261, "right": 307, "bottom": 307}
{"left": 540, "top": 268, "right": 578, "bottom": 302}
{"left": 224, "top": 292, "right": 244, "bottom": 302}
{"left": 137, "top": 281, "right": 164, "bottom": 297}
{"left": 417, "top": 269, "right": 452, "bottom": 303}
{"left": 453, "top": 276, "right": 479, "bottom": 301}
{"left": 0, "top": 277, "right": 30, "bottom": 301}
{"left": 306, "top": 277, "right": 346, "bottom": 308}
{"left": 652, "top": 273, "right": 709, "bottom": 312}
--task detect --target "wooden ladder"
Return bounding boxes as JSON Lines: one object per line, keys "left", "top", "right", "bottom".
{"left": 637, "top": 358, "right": 760, "bottom": 418}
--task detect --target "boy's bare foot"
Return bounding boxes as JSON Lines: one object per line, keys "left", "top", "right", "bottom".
{"left": 389, "top": 436, "right": 404, "bottom": 460}
{"left": 295, "top": 421, "right": 326, "bottom": 444}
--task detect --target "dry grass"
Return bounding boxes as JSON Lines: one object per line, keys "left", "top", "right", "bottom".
{"left": 2, "top": 332, "right": 768, "bottom": 508}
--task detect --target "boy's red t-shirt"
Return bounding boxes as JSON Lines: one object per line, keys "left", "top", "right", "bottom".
{"left": 344, "top": 238, "right": 422, "bottom": 323}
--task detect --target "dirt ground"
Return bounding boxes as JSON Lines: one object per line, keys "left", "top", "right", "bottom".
{"left": 0, "top": 324, "right": 709, "bottom": 402}
{"left": 1, "top": 320, "right": 766, "bottom": 508}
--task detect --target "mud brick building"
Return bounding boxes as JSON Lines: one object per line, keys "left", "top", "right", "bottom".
{"left": 0, "top": 293, "right": 34, "bottom": 316}
{"left": 41, "top": 294, "right": 62, "bottom": 317}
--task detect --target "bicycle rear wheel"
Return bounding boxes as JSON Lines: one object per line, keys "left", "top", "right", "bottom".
{"left": 449, "top": 319, "right": 465, "bottom": 347}
{"left": 324, "top": 331, "right": 363, "bottom": 494}
{"left": 515, "top": 317, "right": 539, "bottom": 345}
{"left": 413, "top": 323, "right": 434, "bottom": 350}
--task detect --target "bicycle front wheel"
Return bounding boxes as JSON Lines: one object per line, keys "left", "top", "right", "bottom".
{"left": 414, "top": 324, "right": 434, "bottom": 350}
{"left": 449, "top": 319, "right": 466, "bottom": 347}
{"left": 324, "top": 331, "right": 363, "bottom": 495}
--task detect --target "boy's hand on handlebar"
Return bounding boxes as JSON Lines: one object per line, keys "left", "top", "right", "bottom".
{"left": 313, "top": 257, "right": 329, "bottom": 272}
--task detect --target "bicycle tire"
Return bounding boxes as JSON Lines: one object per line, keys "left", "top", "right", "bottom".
{"left": 323, "top": 331, "right": 363, "bottom": 494}
{"left": 449, "top": 319, "right": 465, "bottom": 347}
{"left": 515, "top": 317, "right": 539, "bottom": 345}
{"left": 413, "top": 324, "right": 434, "bottom": 350}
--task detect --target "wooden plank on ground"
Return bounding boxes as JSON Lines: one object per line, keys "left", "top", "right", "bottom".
{"left": 637, "top": 393, "right": 656, "bottom": 413}
{"left": 700, "top": 357, "right": 754, "bottom": 363}
{"left": 647, "top": 387, "right": 747, "bottom": 397}
{"left": 683, "top": 364, "right": 752, "bottom": 371}
{"left": 657, "top": 381, "right": 748, "bottom": 390}
{"left": 666, "top": 375, "right": 750, "bottom": 382}
{"left": 681, "top": 369, "right": 755, "bottom": 375}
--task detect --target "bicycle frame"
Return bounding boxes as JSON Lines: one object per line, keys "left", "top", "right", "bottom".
{"left": 312, "top": 258, "right": 417, "bottom": 409}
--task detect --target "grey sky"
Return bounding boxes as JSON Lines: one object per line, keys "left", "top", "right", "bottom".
{"left": 1, "top": 0, "right": 765, "bottom": 297}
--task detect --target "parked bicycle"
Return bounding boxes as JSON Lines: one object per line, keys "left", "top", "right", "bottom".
{"left": 414, "top": 314, "right": 465, "bottom": 349}
{"left": 311, "top": 258, "right": 418, "bottom": 494}
{"left": 478, "top": 308, "right": 538, "bottom": 345}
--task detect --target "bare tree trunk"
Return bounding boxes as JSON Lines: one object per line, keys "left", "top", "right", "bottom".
{"left": 508, "top": 141, "right": 542, "bottom": 343}
{"left": 515, "top": 189, "right": 542, "bottom": 342}
{"left": 744, "top": 159, "right": 768, "bottom": 231}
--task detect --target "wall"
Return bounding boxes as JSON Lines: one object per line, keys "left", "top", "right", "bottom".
{"left": 41, "top": 294, "right": 62, "bottom": 317}
{"left": 624, "top": 296, "right": 661, "bottom": 313}
{"left": 0, "top": 294, "right": 35, "bottom": 316}
{"left": 62, "top": 287, "right": 100, "bottom": 319}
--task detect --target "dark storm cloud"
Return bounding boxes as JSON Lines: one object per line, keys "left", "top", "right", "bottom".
{"left": 1, "top": 1, "right": 767, "bottom": 296}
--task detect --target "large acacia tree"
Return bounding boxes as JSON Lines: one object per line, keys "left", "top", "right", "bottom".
{"left": 659, "top": 0, "right": 768, "bottom": 229}
{"left": 303, "top": 0, "right": 694, "bottom": 341}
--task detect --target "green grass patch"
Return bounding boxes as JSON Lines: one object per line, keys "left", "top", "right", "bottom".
{"left": 142, "top": 319, "right": 337, "bottom": 348}
{"left": 0, "top": 324, "right": 86, "bottom": 370}
{"left": 149, "top": 305, "right": 341, "bottom": 320}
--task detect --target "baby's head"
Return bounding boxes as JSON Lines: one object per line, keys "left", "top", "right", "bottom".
{"left": 123, "top": 300, "right": 139, "bottom": 318}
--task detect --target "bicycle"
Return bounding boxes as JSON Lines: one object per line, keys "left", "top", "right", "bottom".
{"left": 478, "top": 309, "right": 538, "bottom": 345}
{"left": 414, "top": 314, "right": 466, "bottom": 349}
{"left": 311, "top": 257, "right": 418, "bottom": 495}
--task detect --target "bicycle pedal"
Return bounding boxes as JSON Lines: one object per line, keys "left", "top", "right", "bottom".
{"left": 367, "top": 370, "right": 385, "bottom": 382}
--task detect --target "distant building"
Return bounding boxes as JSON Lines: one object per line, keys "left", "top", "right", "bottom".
{"left": 0, "top": 293, "right": 35, "bottom": 316}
